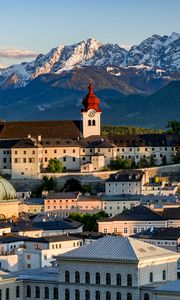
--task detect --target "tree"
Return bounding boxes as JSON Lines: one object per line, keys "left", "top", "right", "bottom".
{"left": 68, "top": 211, "right": 109, "bottom": 232}
{"left": 31, "top": 176, "right": 57, "bottom": 197}
{"left": 110, "top": 157, "right": 134, "bottom": 170}
{"left": 167, "top": 120, "right": 180, "bottom": 134}
{"left": 46, "top": 158, "right": 63, "bottom": 173}
{"left": 63, "top": 178, "right": 83, "bottom": 192}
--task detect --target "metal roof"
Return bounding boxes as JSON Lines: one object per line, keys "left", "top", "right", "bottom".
{"left": 58, "top": 236, "right": 179, "bottom": 262}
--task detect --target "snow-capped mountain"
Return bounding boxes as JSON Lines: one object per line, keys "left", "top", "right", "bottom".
{"left": 0, "top": 32, "right": 180, "bottom": 89}
{"left": 127, "top": 32, "right": 180, "bottom": 71}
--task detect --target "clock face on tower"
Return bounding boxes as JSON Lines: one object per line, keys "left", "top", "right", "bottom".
{"left": 88, "top": 109, "right": 96, "bottom": 118}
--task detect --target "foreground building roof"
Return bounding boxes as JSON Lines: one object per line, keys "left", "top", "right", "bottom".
{"left": 58, "top": 236, "right": 179, "bottom": 262}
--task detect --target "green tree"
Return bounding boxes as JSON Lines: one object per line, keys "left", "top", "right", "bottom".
{"left": 110, "top": 157, "right": 134, "bottom": 170}
{"left": 46, "top": 158, "right": 63, "bottom": 173}
{"left": 63, "top": 178, "right": 83, "bottom": 192}
{"left": 69, "top": 211, "right": 108, "bottom": 232}
{"left": 173, "top": 148, "right": 180, "bottom": 164}
{"left": 167, "top": 120, "right": 180, "bottom": 134}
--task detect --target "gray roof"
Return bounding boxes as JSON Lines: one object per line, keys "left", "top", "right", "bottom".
{"left": 46, "top": 192, "right": 79, "bottom": 200}
{"left": 106, "top": 170, "right": 144, "bottom": 182}
{"left": 154, "top": 280, "right": 180, "bottom": 293}
{"left": 98, "top": 205, "right": 165, "bottom": 222}
{"left": 24, "top": 198, "right": 44, "bottom": 205}
{"left": 131, "top": 227, "right": 180, "bottom": 241}
{"left": 101, "top": 194, "right": 141, "bottom": 201}
{"left": 58, "top": 236, "right": 179, "bottom": 263}
{"left": 2, "top": 267, "right": 59, "bottom": 282}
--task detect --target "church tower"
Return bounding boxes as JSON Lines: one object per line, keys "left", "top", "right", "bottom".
{"left": 81, "top": 82, "right": 102, "bottom": 138}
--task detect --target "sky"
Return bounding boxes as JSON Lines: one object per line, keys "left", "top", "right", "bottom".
{"left": 0, "top": 0, "right": 180, "bottom": 67}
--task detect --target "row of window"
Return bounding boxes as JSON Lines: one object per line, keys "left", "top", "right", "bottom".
{"left": 65, "top": 271, "right": 132, "bottom": 286}
{"left": 66, "top": 270, "right": 166, "bottom": 285}
{"left": 14, "top": 157, "right": 35, "bottom": 163}
{"left": 64, "top": 289, "right": 137, "bottom": 300}
{"left": 116, "top": 147, "right": 174, "bottom": 152}
{"left": 26, "top": 286, "right": 58, "bottom": 299}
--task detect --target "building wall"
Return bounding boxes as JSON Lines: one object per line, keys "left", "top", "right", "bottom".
{"left": 0, "top": 148, "right": 11, "bottom": 175}
{"left": 59, "top": 260, "right": 140, "bottom": 300}
{"left": 102, "top": 200, "right": 140, "bottom": 217}
{"left": 105, "top": 181, "right": 142, "bottom": 195}
{"left": 98, "top": 220, "right": 167, "bottom": 235}
{"left": 0, "top": 254, "right": 18, "bottom": 272}
{"left": 11, "top": 147, "right": 40, "bottom": 179}
{"left": 0, "top": 201, "right": 19, "bottom": 218}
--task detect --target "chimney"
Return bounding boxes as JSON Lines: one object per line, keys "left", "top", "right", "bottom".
{"left": 38, "top": 135, "right": 41, "bottom": 142}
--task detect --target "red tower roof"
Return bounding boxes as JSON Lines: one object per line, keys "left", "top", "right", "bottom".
{"left": 81, "top": 82, "right": 102, "bottom": 112}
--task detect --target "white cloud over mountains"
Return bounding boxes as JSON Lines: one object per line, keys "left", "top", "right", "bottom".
{"left": 0, "top": 47, "right": 38, "bottom": 59}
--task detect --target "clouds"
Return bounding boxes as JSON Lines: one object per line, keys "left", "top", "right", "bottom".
{"left": 0, "top": 47, "right": 38, "bottom": 59}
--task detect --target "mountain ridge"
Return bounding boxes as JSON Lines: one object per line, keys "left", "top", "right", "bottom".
{"left": 0, "top": 32, "right": 180, "bottom": 89}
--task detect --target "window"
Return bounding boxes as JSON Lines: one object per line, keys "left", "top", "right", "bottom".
{"left": 92, "top": 120, "right": 96, "bottom": 126}
{"left": 15, "top": 151, "right": 18, "bottom": 155}
{"left": 27, "top": 264, "right": 31, "bottom": 269}
{"left": 106, "top": 273, "right": 111, "bottom": 285}
{"left": 96, "top": 291, "right": 100, "bottom": 300}
{"left": 116, "top": 273, "right": 121, "bottom": 286}
{"left": 65, "top": 289, "right": 70, "bottom": 300}
{"left": 65, "top": 270, "right": 70, "bottom": 282}
{"left": 45, "top": 287, "right": 49, "bottom": 299}
{"left": 124, "top": 227, "right": 128, "bottom": 234}
{"left": 23, "top": 158, "right": 26, "bottom": 163}
{"left": 54, "top": 149, "right": 57, "bottom": 153}
{"left": 95, "top": 272, "right": 100, "bottom": 284}
{"left": 73, "top": 157, "right": 76, "bottom": 161}
{"left": 6, "top": 288, "right": 9, "bottom": 300}
{"left": 35, "top": 286, "right": 40, "bottom": 298}
{"left": 75, "top": 289, "right": 80, "bottom": 300}
{"left": 16, "top": 286, "right": 20, "bottom": 298}
{"left": 133, "top": 228, "right": 138, "bottom": 234}
{"left": 144, "top": 294, "right": 149, "bottom": 300}
{"left": 127, "top": 293, "right": 132, "bottom": 300}
{"left": 45, "top": 150, "right": 47, "bottom": 153}
{"left": 3, "top": 158, "right": 6, "bottom": 163}
{"left": 85, "top": 272, "right": 90, "bottom": 284}
{"left": 63, "top": 157, "right": 66, "bottom": 162}
{"left": 85, "top": 290, "right": 90, "bottom": 300}
{"left": 73, "top": 149, "right": 76, "bottom": 153}
{"left": 150, "top": 272, "right": 153, "bottom": 282}
{"left": 53, "top": 288, "right": 58, "bottom": 299}
{"left": 103, "top": 228, "right": 107, "bottom": 234}
{"left": 163, "top": 270, "right": 166, "bottom": 280}
{"left": 63, "top": 149, "right": 66, "bottom": 154}
{"left": 75, "top": 271, "right": 80, "bottom": 283}
{"left": 127, "top": 274, "right": 132, "bottom": 286}
{"left": 106, "top": 291, "right": 111, "bottom": 300}
{"left": 26, "top": 286, "right": 31, "bottom": 297}
{"left": 117, "top": 292, "right": 121, "bottom": 300}
{"left": 32, "top": 150, "right": 35, "bottom": 154}
{"left": 27, "top": 254, "right": 31, "bottom": 259}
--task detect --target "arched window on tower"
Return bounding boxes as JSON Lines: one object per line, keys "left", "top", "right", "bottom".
{"left": 88, "top": 120, "right": 91, "bottom": 126}
{"left": 92, "top": 120, "right": 96, "bottom": 126}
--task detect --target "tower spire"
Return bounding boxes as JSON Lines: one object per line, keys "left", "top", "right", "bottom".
{"left": 81, "top": 81, "right": 101, "bottom": 112}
